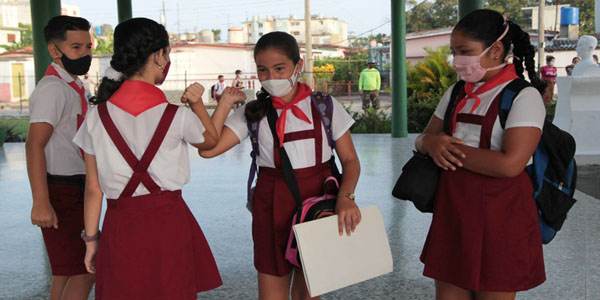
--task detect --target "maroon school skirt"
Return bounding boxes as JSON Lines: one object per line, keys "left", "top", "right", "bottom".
{"left": 420, "top": 168, "right": 546, "bottom": 292}
{"left": 95, "top": 190, "right": 222, "bottom": 300}
{"left": 252, "top": 163, "right": 333, "bottom": 276}
{"left": 41, "top": 174, "right": 87, "bottom": 276}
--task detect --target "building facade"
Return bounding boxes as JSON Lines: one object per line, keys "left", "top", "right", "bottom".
{"left": 230, "top": 15, "right": 348, "bottom": 47}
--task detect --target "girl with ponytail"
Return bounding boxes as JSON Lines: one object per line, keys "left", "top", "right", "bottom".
{"left": 200, "top": 31, "right": 362, "bottom": 299}
{"left": 73, "top": 17, "right": 224, "bottom": 299}
{"left": 415, "top": 9, "right": 547, "bottom": 299}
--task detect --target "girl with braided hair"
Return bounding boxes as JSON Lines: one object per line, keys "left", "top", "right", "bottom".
{"left": 415, "top": 9, "right": 547, "bottom": 299}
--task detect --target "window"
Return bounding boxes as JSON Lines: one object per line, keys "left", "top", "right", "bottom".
{"left": 7, "top": 34, "right": 16, "bottom": 43}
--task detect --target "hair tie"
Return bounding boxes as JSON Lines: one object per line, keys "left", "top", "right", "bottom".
{"left": 104, "top": 66, "right": 123, "bottom": 81}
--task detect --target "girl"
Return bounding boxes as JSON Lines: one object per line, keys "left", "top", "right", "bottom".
{"left": 416, "top": 10, "right": 547, "bottom": 300}
{"left": 73, "top": 18, "right": 222, "bottom": 299}
{"left": 201, "top": 31, "right": 362, "bottom": 300}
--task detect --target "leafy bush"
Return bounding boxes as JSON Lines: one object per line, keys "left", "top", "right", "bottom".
{"left": 0, "top": 117, "right": 29, "bottom": 144}
{"left": 350, "top": 108, "right": 392, "bottom": 134}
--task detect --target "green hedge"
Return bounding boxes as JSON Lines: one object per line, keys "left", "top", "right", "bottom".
{"left": 0, "top": 117, "right": 29, "bottom": 146}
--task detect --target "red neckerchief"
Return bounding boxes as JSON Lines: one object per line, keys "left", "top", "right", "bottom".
{"left": 44, "top": 64, "right": 88, "bottom": 158}
{"left": 45, "top": 64, "right": 87, "bottom": 128}
{"left": 271, "top": 83, "right": 313, "bottom": 147}
{"left": 451, "top": 64, "right": 519, "bottom": 133}
{"left": 109, "top": 80, "right": 167, "bottom": 116}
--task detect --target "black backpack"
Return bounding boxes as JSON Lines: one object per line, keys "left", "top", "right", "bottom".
{"left": 447, "top": 79, "right": 578, "bottom": 244}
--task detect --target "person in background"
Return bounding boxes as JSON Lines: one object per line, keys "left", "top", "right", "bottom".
{"left": 593, "top": 54, "right": 599, "bottom": 66}
{"left": 566, "top": 56, "right": 581, "bottom": 76}
{"left": 211, "top": 75, "right": 226, "bottom": 102}
{"left": 358, "top": 61, "right": 381, "bottom": 110}
{"left": 232, "top": 69, "right": 244, "bottom": 89}
{"left": 540, "top": 55, "right": 557, "bottom": 104}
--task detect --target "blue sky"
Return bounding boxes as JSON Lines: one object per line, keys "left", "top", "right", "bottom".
{"left": 67, "top": 0, "right": 393, "bottom": 39}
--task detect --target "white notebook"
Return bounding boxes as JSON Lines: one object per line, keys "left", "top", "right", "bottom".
{"left": 292, "top": 206, "right": 393, "bottom": 297}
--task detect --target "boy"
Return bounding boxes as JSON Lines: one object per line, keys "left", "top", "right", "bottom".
{"left": 26, "top": 15, "right": 95, "bottom": 300}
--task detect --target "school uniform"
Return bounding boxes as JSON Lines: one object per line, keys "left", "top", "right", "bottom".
{"left": 29, "top": 62, "right": 90, "bottom": 276}
{"left": 225, "top": 83, "right": 354, "bottom": 276}
{"left": 420, "top": 65, "right": 547, "bottom": 292}
{"left": 73, "top": 80, "right": 221, "bottom": 299}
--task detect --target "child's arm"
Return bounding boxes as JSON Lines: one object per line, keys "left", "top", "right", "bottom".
{"left": 199, "top": 127, "right": 240, "bottom": 158}
{"left": 26, "top": 123, "right": 58, "bottom": 229}
{"left": 455, "top": 127, "right": 541, "bottom": 178}
{"left": 334, "top": 132, "right": 362, "bottom": 236}
{"left": 210, "top": 87, "right": 246, "bottom": 136}
{"left": 181, "top": 83, "right": 219, "bottom": 150}
{"left": 82, "top": 153, "right": 103, "bottom": 274}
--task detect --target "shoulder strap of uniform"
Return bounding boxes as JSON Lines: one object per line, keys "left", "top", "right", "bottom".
{"left": 443, "top": 80, "right": 466, "bottom": 134}
{"left": 498, "top": 78, "right": 531, "bottom": 129}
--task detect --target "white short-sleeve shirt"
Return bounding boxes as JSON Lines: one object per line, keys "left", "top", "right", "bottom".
{"left": 29, "top": 63, "right": 89, "bottom": 176}
{"left": 434, "top": 80, "right": 546, "bottom": 151}
{"left": 73, "top": 102, "right": 205, "bottom": 199}
{"left": 225, "top": 96, "right": 354, "bottom": 169}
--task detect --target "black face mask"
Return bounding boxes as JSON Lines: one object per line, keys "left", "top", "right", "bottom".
{"left": 55, "top": 45, "right": 91, "bottom": 75}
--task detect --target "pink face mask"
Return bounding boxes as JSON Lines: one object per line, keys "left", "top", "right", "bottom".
{"left": 157, "top": 61, "right": 171, "bottom": 85}
{"left": 453, "top": 25, "right": 509, "bottom": 83}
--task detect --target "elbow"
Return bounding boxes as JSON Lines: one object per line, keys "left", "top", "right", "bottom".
{"left": 497, "top": 159, "right": 527, "bottom": 178}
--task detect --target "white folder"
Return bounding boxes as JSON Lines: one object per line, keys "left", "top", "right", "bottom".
{"left": 292, "top": 206, "right": 393, "bottom": 297}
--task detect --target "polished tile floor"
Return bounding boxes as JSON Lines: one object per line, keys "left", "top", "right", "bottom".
{"left": 1, "top": 135, "right": 598, "bottom": 299}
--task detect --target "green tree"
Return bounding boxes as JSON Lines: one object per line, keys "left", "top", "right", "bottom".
{"left": 406, "top": 0, "right": 458, "bottom": 33}
{"left": 212, "top": 29, "right": 221, "bottom": 42}
{"left": 93, "top": 37, "right": 113, "bottom": 55}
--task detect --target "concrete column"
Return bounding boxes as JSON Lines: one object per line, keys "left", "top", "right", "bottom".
{"left": 30, "top": 0, "right": 61, "bottom": 83}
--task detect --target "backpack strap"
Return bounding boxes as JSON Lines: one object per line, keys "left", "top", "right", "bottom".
{"left": 497, "top": 78, "right": 531, "bottom": 129}
{"left": 310, "top": 92, "right": 335, "bottom": 149}
{"left": 443, "top": 80, "right": 466, "bottom": 134}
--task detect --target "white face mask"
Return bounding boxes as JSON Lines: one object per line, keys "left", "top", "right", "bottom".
{"left": 260, "top": 65, "right": 300, "bottom": 97}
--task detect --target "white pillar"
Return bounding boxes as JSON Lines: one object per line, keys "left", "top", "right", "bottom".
{"left": 304, "top": 0, "right": 314, "bottom": 88}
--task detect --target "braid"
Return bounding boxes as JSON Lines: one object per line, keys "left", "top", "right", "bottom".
{"left": 508, "top": 21, "right": 546, "bottom": 93}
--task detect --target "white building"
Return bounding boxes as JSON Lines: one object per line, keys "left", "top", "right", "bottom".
{"left": 0, "top": 0, "right": 80, "bottom": 50}
{"left": 230, "top": 15, "right": 349, "bottom": 47}
{"left": 522, "top": 4, "right": 572, "bottom": 31}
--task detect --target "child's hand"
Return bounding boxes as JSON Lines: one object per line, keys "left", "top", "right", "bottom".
{"left": 336, "top": 196, "right": 361, "bottom": 236}
{"left": 220, "top": 87, "right": 246, "bottom": 107}
{"left": 84, "top": 241, "right": 98, "bottom": 274}
{"left": 422, "top": 133, "right": 465, "bottom": 171}
{"left": 31, "top": 201, "right": 59, "bottom": 229}
{"left": 181, "top": 83, "right": 205, "bottom": 105}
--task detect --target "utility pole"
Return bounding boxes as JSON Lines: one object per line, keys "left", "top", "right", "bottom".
{"left": 304, "top": 0, "right": 314, "bottom": 88}
{"left": 596, "top": 0, "right": 600, "bottom": 34}
{"left": 160, "top": 0, "right": 166, "bottom": 26}
{"left": 538, "top": 0, "right": 545, "bottom": 72}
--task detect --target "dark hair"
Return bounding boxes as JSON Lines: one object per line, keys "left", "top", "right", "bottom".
{"left": 94, "top": 18, "right": 169, "bottom": 104}
{"left": 546, "top": 55, "right": 555, "bottom": 63}
{"left": 44, "top": 15, "right": 90, "bottom": 43}
{"left": 218, "top": 75, "right": 224, "bottom": 79}
{"left": 573, "top": 57, "right": 581, "bottom": 63}
{"left": 594, "top": 54, "right": 599, "bottom": 61}
{"left": 235, "top": 70, "right": 242, "bottom": 75}
{"left": 454, "top": 9, "right": 546, "bottom": 93}
{"left": 245, "top": 31, "right": 302, "bottom": 122}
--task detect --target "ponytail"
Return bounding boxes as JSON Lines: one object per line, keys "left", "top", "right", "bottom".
{"left": 245, "top": 88, "right": 271, "bottom": 122}
{"left": 93, "top": 76, "right": 125, "bottom": 104}
{"left": 508, "top": 21, "right": 546, "bottom": 94}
